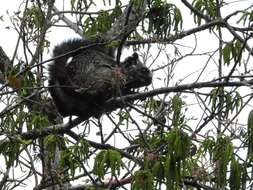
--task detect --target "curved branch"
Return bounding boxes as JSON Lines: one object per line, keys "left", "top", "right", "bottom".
{"left": 0, "top": 46, "right": 11, "bottom": 83}
{"left": 67, "top": 130, "right": 141, "bottom": 164}
{"left": 105, "top": 79, "right": 253, "bottom": 106}
{"left": 181, "top": 0, "right": 211, "bottom": 22}
{"left": 6, "top": 78, "right": 251, "bottom": 141}
{"left": 126, "top": 19, "right": 224, "bottom": 46}
{"left": 103, "top": 1, "right": 147, "bottom": 41}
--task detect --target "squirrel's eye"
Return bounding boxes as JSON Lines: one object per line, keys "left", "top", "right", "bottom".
{"left": 140, "top": 67, "right": 149, "bottom": 74}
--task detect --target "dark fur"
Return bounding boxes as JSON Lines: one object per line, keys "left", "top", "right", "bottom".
{"left": 48, "top": 38, "right": 152, "bottom": 118}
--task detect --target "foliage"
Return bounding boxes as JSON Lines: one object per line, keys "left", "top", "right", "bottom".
{"left": 145, "top": 1, "right": 182, "bottom": 38}
{"left": 247, "top": 110, "right": 253, "bottom": 160}
{"left": 60, "top": 138, "right": 90, "bottom": 176}
{"left": 208, "top": 87, "right": 242, "bottom": 119}
{"left": 213, "top": 136, "right": 233, "bottom": 188}
{"left": 93, "top": 149, "right": 122, "bottom": 179}
{"left": 134, "top": 127, "right": 191, "bottom": 189}
{"left": 132, "top": 170, "right": 154, "bottom": 190}
{"left": 229, "top": 158, "right": 242, "bottom": 190}
{"left": 222, "top": 39, "right": 244, "bottom": 65}
{"left": 81, "top": 2, "right": 122, "bottom": 37}
{"left": 192, "top": 0, "right": 223, "bottom": 24}
{"left": 0, "top": 138, "right": 22, "bottom": 165}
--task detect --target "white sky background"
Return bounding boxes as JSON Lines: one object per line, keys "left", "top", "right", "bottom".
{"left": 0, "top": 0, "right": 253, "bottom": 189}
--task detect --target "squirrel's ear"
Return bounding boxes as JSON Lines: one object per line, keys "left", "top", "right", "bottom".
{"left": 132, "top": 52, "right": 138, "bottom": 59}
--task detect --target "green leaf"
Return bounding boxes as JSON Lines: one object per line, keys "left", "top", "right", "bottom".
{"left": 43, "top": 135, "right": 58, "bottom": 156}
{"left": 247, "top": 110, "right": 253, "bottom": 160}
{"left": 107, "top": 149, "right": 122, "bottom": 176}
{"left": 213, "top": 136, "right": 234, "bottom": 188}
{"left": 229, "top": 158, "right": 242, "bottom": 190}
{"left": 223, "top": 43, "right": 231, "bottom": 65}
{"left": 93, "top": 149, "right": 122, "bottom": 179}
{"left": 152, "top": 158, "right": 165, "bottom": 180}
{"left": 146, "top": 2, "right": 182, "bottom": 38}
{"left": 70, "top": 0, "right": 76, "bottom": 10}
{"left": 171, "top": 95, "right": 184, "bottom": 127}
{"left": 25, "top": 5, "right": 44, "bottom": 29}
{"left": 132, "top": 170, "right": 154, "bottom": 190}
{"left": 0, "top": 139, "right": 21, "bottom": 165}
{"left": 237, "top": 10, "right": 253, "bottom": 26}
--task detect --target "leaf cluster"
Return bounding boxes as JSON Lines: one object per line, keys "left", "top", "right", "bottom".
{"left": 60, "top": 138, "right": 90, "bottom": 176}
{"left": 83, "top": 6, "right": 122, "bottom": 37}
{"left": 93, "top": 149, "right": 122, "bottom": 179}
{"left": 247, "top": 110, "right": 253, "bottom": 160}
{"left": 133, "top": 128, "right": 191, "bottom": 189}
{"left": 145, "top": 0, "right": 182, "bottom": 38}
{"left": 237, "top": 10, "right": 253, "bottom": 26}
{"left": 208, "top": 87, "right": 242, "bottom": 119}
{"left": 192, "top": 0, "right": 222, "bottom": 25}
{"left": 132, "top": 170, "right": 154, "bottom": 190}
{"left": 25, "top": 5, "right": 44, "bottom": 30}
{"left": 223, "top": 39, "right": 244, "bottom": 65}
{"left": 199, "top": 136, "right": 243, "bottom": 189}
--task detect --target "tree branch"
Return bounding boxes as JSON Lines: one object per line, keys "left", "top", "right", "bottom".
{"left": 103, "top": 1, "right": 147, "bottom": 41}
{"left": 0, "top": 78, "right": 249, "bottom": 142}
{"left": 181, "top": 0, "right": 211, "bottom": 22}
{"left": 0, "top": 46, "right": 12, "bottom": 83}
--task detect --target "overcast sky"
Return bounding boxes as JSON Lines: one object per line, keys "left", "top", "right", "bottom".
{"left": 0, "top": 1, "right": 252, "bottom": 189}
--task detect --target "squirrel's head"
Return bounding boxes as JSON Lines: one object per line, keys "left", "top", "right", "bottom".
{"left": 121, "top": 53, "right": 152, "bottom": 89}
